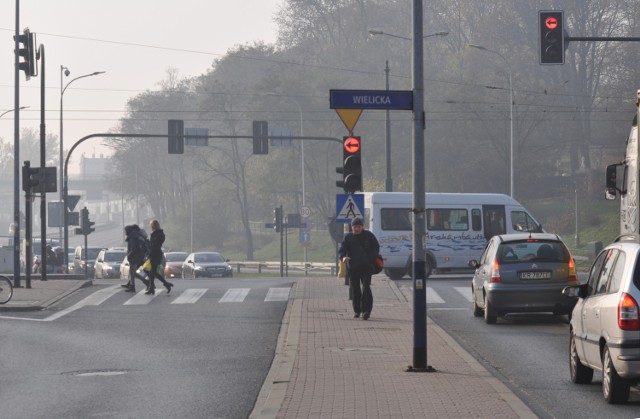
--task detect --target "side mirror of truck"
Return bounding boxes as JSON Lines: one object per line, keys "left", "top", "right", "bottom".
{"left": 605, "top": 163, "right": 626, "bottom": 200}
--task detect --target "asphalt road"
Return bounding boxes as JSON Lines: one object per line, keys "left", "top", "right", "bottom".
{"left": 396, "top": 275, "right": 640, "bottom": 418}
{"left": 0, "top": 277, "right": 294, "bottom": 419}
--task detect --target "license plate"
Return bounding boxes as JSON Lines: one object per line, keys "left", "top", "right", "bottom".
{"left": 519, "top": 271, "right": 551, "bottom": 280}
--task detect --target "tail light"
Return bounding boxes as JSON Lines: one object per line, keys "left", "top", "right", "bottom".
{"left": 568, "top": 257, "right": 578, "bottom": 284}
{"left": 490, "top": 259, "right": 501, "bottom": 283}
{"left": 618, "top": 292, "right": 640, "bottom": 331}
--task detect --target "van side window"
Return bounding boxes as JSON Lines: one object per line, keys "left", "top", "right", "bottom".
{"left": 471, "top": 209, "right": 481, "bottom": 231}
{"left": 511, "top": 211, "right": 539, "bottom": 232}
{"left": 381, "top": 208, "right": 412, "bottom": 231}
{"left": 427, "top": 209, "right": 468, "bottom": 231}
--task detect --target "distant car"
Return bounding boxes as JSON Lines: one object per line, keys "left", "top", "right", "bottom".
{"left": 182, "top": 252, "right": 232, "bottom": 279}
{"left": 119, "top": 256, "right": 143, "bottom": 281}
{"left": 562, "top": 234, "right": 640, "bottom": 404}
{"left": 94, "top": 248, "right": 127, "bottom": 279}
{"left": 73, "top": 246, "right": 103, "bottom": 277}
{"left": 164, "top": 252, "right": 188, "bottom": 279}
{"left": 468, "top": 233, "right": 579, "bottom": 324}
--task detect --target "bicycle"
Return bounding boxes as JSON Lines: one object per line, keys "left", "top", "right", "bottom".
{"left": 0, "top": 275, "right": 13, "bottom": 304}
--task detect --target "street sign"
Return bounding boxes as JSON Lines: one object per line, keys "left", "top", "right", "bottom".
{"left": 67, "top": 195, "right": 81, "bottom": 211}
{"left": 300, "top": 206, "right": 311, "bottom": 218}
{"left": 185, "top": 127, "right": 209, "bottom": 146}
{"left": 330, "top": 89, "right": 413, "bottom": 110}
{"left": 336, "top": 193, "right": 364, "bottom": 223}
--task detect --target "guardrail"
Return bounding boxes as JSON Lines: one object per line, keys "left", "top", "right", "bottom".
{"left": 229, "top": 261, "right": 337, "bottom": 276}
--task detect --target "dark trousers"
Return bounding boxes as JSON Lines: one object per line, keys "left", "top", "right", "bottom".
{"left": 349, "top": 268, "right": 373, "bottom": 314}
{"left": 127, "top": 262, "right": 147, "bottom": 290}
{"left": 148, "top": 260, "right": 169, "bottom": 290}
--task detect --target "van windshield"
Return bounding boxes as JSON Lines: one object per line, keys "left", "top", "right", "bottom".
{"left": 511, "top": 211, "right": 540, "bottom": 232}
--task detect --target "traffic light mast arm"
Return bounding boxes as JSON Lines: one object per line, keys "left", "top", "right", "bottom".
{"left": 565, "top": 36, "right": 640, "bottom": 42}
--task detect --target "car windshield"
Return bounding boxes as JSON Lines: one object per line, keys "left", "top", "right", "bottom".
{"left": 166, "top": 253, "right": 188, "bottom": 262}
{"left": 105, "top": 252, "right": 126, "bottom": 262}
{"left": 195, "top": 253, "right": 223, "bottom": 263}
{"left": 498, "top": 240, "right": 568, "bottom": 263}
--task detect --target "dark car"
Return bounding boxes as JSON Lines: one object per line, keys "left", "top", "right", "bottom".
{"left": 182, "top": 252, "right": 232, "bottom": 279}
{"left": 164, "top": 252, "right": 188, "bottom": 279}
{"left": 468, "top": 233, "right": 579, "bottom": 324}
{"left": 94, "top": 248, "right": 127, "bottom": 279}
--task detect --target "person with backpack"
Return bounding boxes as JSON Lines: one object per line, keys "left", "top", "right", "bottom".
{"left": 123, "top": 224, "right": 149, "bottom": 292}
{"left": 338, "top": 217, "right": 380, "bottom": 320}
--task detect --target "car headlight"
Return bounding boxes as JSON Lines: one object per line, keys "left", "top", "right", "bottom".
{"left": 104, "top": 265, "right": 112, "bottom": 271}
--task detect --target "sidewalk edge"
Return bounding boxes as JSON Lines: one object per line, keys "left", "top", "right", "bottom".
{"left": 250, "top": 280, "right": 303, "bottom": 419}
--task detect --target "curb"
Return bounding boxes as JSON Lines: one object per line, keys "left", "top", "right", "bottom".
{"left": 0, "top": 279, "right": 93, "bottom": 312}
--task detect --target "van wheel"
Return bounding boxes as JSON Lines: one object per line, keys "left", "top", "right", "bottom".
{"left": 385, "top": 268, "right": 406, "bottom": 280}
{"left": 569, "top": 333, "right": 593, "bottom": 384}
{"left": 602, "top": 345, "right": 630, "bottom": 404}
{"left": 406, "top": 258, "right": 433, "bottom": 279}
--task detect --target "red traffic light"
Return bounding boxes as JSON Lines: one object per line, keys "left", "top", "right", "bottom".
{"left": 343, "top": 136, "right": 361, "bottom": 154}
{"left": 545, "top": 16, "right": 558, "bottom": 30}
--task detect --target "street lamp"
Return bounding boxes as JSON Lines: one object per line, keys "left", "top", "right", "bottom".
{"left": 60, "top": 67, "right": 105, "bottom": 264}
{"left": 0, "top": 106, "right": 29, "bottom": 119}
{"left": 468, "top": 44, "right": 514, "bottom": 198}
{"left": 562, "top": 173, "right": 580, "bottom": 248}
{"left": 368, "top": 29, "right": 448, "bottom": 192}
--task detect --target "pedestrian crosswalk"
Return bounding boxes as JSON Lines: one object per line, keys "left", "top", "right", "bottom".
{"left": 399, "top": 286, "right": 473, "bottom": 304}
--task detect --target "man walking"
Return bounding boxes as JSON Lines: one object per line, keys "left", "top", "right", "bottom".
{"left": 123, "top": 224, "right": 149, "bottom": 292}
{"left": 338, "top": 217, "right": 380, "bottom": 320}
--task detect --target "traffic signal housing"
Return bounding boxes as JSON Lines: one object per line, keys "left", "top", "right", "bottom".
{"left": 539, "top": 10, "right": 564, "bottom": 64}
{"left": 336, "top": 136, "right": 362, "bottom": 193}
{"left": 22, "top": 165, "right": 40, "bottom": 193}
{"left": 78, "top": 207, "right": 95, "bottom": 235}
{"left": 14, "top": 28, "right": 36, "bottom": 80}
{"left": 253, "top": 120, "right": 269, "bottom": 154}
{"left": 273, "top": 207, "right": 283, "bottom": 233}
{"left": 168, "top": 119, "right": 185, "bottom": 154}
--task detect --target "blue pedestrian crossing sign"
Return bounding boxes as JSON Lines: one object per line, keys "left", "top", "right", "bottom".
{"left": 336, "top": 194, "right": 364, "bottom": 223}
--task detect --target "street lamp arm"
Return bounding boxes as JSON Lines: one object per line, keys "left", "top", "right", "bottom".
{"left": 62, "top": 71, "right": 106, "bottom": 96}
{"left": 0, "top": 106, "right": 30, "bottom": 119}
{"left": 369, "top": 29, "right": 449, "bottom": 41}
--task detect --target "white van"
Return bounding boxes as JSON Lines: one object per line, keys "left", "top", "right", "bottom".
{"left": 362, "top": 192, "right": 542, "bottom": 279}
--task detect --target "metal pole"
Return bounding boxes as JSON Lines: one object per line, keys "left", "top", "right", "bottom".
{"left": 39, "top": 44, "right": 47, "bottom": 281}
{"left": 575, "top": 186, "right": 580, "bottom": 248}
{"left": 508, "top": 68, "right": 514, "bottom": 198}
{"left": 409, "top": 0, "right": 431, "bottom": 372}
{"left": 385, "top": 60, "right": 392, "bottom": 192}
{"left": 13, "top": 0, "right": 22, "bottom": 288}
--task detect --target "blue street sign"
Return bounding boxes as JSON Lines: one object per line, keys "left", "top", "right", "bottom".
{"left": 330, "top": 89, "right": 413, "bottom": 110}
{"left": 336, "top": 194, "right": 364, "bottom": 223}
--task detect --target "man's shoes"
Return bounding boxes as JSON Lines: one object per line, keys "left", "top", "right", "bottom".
{"left": 363, "top": 312, "right": 370, "bottom": 320}
{"left": 353, "top": 312, "right": 361, "bottom": 318}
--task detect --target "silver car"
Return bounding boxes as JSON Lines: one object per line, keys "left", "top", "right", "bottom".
{"left": 563, "top": 234, "right": 640, "bottom": 404}
{"left": 469, "top": 233, "right": 579, "bottom": 324}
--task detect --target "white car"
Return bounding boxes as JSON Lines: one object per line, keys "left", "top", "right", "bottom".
{"left": 563, "top": 234, "right": 640, "bottom": 404}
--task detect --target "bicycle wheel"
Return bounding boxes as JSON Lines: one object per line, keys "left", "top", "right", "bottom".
{"left": 0, "top": 275, "right": 13, "bottom": 304}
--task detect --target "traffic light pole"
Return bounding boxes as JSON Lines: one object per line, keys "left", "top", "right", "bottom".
{"left": 38, "top": 44, "right": 48, "bottom": 282}
{"left": 63, "top": 133, "right": 343, "bottom": 260}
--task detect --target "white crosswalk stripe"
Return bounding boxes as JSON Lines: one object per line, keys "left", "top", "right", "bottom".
{"left": 219, "top": 288, "right": 250, "bottom": 303}
{"left": 454, "top": 286, "right": 473, "bottom": 302}
{"left": 265, "top": 288, "right": 290, "bottom": 302}
{"left": 123, "top": 289, "right": 165, "bottom": 305}
{"left": 171, "top": 288, "right": 208, "bottom": 304}
{"left": 426, "top": 287, "right": 444, "bottom": 304}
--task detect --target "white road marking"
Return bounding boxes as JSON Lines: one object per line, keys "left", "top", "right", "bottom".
{"left": 123, "top": 289, "right": 165, "bottom": 305}
{"left": 265, "top": 288, "right": 290, "bottom": 302}
{"left": 454, "top": 286, "right": 473, "bottom": 302}
{"left": 426, "top": 287, "right": 444, "bottom": 304}
{"left": 171, "top": 288, "right": 208, "bottom": 304}
{"left": 219, "top": 288, "right": 250, "bottom": 303}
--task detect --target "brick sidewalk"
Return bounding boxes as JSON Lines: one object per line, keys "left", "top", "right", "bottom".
{"left": 252, "top": 276, "right": 536, "bottom": 419}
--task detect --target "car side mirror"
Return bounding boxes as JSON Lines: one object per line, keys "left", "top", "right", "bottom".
{"left": 468, "top": 260, "right": 479, "bottom": 269}
{"left": 563, "top": 284, "right": 588, "bottom": 299}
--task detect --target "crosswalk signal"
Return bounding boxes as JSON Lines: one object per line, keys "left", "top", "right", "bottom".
{"left": 14, "top": 28, "right": 36, "bottom": 80}
{"left": 539, "top": 10, "right": 564, "bottom": 64}
{"left": 337, "top": 136, "right": 362, "bottom": 193}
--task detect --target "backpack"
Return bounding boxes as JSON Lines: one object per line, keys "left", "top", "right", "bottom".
{"left": 137, "top": 235, "right": 150, "bottom": 259}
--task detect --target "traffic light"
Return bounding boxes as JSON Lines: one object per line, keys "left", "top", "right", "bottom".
{"left": 168, "top": 119, "right": 184, "bottom": 154}
{"left": 539, "top": 10, "right": 564, "bottom": 64}
{"left": 79, "top": 207, "right": 95, "bottom": 235}
{"left": 14, "top": 28, "right": 36, "bottom": 80}
{"left": 21, "top": 165, "right": 40, "bottom": 193}
{"left": 273, "top": 207, "right": 283, "bottom": 233}
{"left": 336, "top": 136, "right": 362, "bottom": 193}
{"left": 253, "top": 120, "right": 269, "bottom": 154}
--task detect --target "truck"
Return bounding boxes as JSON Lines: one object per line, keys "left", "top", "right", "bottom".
{"left": 362, "top": 192, "right": 542, "bottom": 279}
{"left": 605, "top": 89, "right": 640, "bottom": 234}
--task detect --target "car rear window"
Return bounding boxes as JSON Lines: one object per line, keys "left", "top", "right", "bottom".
{"left": 498, "top": 240, "right": 569, "bottom": 264}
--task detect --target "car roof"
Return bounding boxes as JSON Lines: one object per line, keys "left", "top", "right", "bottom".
{"left": 497, "top": 233, "right": 562, "bottom": 243}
